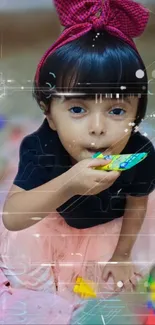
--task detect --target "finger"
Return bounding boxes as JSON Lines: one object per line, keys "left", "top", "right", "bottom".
{"left": 124, "top": 279, "right": 133, "bottom": 292}
{"left": 99, "top": 172, "right": 120, "bottom": 185}
{"left": 129, "top": 280, "right": 136, "bottom": 291}
{"left": 134, "top": 270, "right": 143, "bottom": 278}
{"left": 102, "top": 266, "right": 110, "bottom": 282}
{"left": 105, "top": 170, "right": 121, "bottom": 180}
{"left": 94, "top": 170, "right": 120, "bottom": 183}
{"left": 130, "top": 275, "right": 138, "bottom": 288}
{"left": 88, "top": 158, "right": 112, "bottom": 168}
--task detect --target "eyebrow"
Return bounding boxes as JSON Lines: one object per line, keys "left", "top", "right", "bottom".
{"left": 60, "top": 94, "right": 133, "bottom": 104}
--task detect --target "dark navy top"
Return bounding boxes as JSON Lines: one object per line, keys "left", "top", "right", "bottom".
{"left": 13, "top": 118, "right": 155, "bottom": 229}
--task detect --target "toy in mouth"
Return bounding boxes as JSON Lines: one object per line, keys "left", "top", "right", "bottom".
{"left": 86, "top": 147, "right": 109, "bottom": 155}
{"left": 92, "top": 152, "right": 148, "bottom": 171}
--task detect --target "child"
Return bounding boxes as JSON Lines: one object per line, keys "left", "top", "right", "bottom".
{"left": 2, "top": 0, "right": 155, "bottom": 296}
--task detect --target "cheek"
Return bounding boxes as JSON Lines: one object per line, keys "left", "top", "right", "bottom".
{"left": 57, "top": 121, "right": 84, "bottom": 142}
{"left": 108, "top": 121, "right": 133, "bottom": 146}
{"left": 57, "top": 127, "right": 82, "bottom": 153}
{"left": 58, "top": 126, "right": 77, "bottom": 142}
{"left": 109, "top": 123, "right": 129, "bottom": 137}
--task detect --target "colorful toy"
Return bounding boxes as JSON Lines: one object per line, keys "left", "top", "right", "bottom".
{"left": 73, "top": 277, "right": 97, "bottom": 299}
{"left": 144, "top": 266, "right": 155, "bottom": 324}
{"left": 92, "top": 152, "right": 148, "bottom": 171}
{"left": 146, "top": 268, "right": 155, "bottom": 310}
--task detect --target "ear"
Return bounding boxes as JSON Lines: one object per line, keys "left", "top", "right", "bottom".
{"left": 39, "top": 102, "right": 57, "bottom": 131}
{"left": 40, "top": 101, "right": 57, "bottom": 131}
{"left": 40, "top": 101, "right": 48, "bottom": 114}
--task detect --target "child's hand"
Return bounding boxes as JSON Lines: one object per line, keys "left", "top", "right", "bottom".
{"left": 102, "top": 255, "right": 142, "bottom": 292}
{"left": 67, "top": 158, "right": 120, "bottom": 196}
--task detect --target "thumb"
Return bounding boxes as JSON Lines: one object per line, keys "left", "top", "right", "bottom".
{"left": 88, "top": 158, "right": 111, "bottom": 168}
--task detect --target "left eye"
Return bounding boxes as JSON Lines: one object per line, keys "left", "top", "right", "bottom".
{"left": 69, "top": 106, "right": 86, "bottom": 114}
{"left": 109, "top": 108, "right": 126, "bottom": 116}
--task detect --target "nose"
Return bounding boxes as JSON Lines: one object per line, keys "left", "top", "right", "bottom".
{"left": 88, "top": 112, "right": 106, "bottom": 136}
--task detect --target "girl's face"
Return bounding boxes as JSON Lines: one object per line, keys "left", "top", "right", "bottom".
{"left": 45, "top": 95, "right": 139, "bottom": 163}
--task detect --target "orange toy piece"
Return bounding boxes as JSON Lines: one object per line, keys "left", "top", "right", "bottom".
{"left": 73, "top": 277, "right": 97, "bottom": 299}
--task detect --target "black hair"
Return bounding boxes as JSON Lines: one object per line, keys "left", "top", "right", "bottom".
{"left": 33, "top": 29, "right": 148, "bottom": 126}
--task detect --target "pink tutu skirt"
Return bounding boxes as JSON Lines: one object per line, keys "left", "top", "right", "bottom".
{"left": 0, "top": 191, "right": 155, "bottom": 303}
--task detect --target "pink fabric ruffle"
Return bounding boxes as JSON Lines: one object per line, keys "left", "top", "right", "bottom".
{"left": 0, "top": 270, "right": 75, "bottom": 324}
{"left": 0, "top": 192, "right": 155, "bottom": 303}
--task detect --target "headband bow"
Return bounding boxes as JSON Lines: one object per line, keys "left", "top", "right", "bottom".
{"left": 35, "top": 0, "right": 149, "bottom": 83}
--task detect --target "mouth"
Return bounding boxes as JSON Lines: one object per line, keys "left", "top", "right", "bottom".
{"left": 86, "top": 147, "right": 109, "bottom": 155}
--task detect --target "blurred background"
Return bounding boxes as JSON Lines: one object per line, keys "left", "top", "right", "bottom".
{"left": 0, "top": 0, "right": 62, "bottom": 203}
{"left": 0, "top": 1, "right": 155, "bottom": 198}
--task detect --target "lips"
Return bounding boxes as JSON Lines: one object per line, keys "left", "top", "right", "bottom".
{"left": 86, "top": 147, "right": 109, "bottom": 154}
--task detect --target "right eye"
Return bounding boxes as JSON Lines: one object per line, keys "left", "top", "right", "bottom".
{"left": 69, "top": 106, "right": 86, "bottom": 114}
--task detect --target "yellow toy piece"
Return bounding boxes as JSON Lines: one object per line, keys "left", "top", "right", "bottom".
{"left": 94, "top": 153, "right": 119, "bottom": 171}
{"left": 93, "top": 152, "right": 148, "bottom": 171}
{"left": 150, "top": 292, "right": 155, "bottom": 301}
{"left": 73, "top": 277, "right": 97, "bottom": 299}
{"left": 150, "top": 283, "right": 155, "bottom": 291}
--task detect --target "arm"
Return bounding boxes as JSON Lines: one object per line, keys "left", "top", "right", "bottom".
{"left": 113, "top": 194, "right": 148, "bottom": 258}
{"left": 2, "top": 171, "right": 73, "bottom": 232}
{"left": 113, "top": 137, "right": 155, "bottom": 257}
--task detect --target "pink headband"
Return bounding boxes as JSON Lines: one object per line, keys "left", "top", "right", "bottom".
{"left": 35, "top": 0, "right": 149, "bottom": 84}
